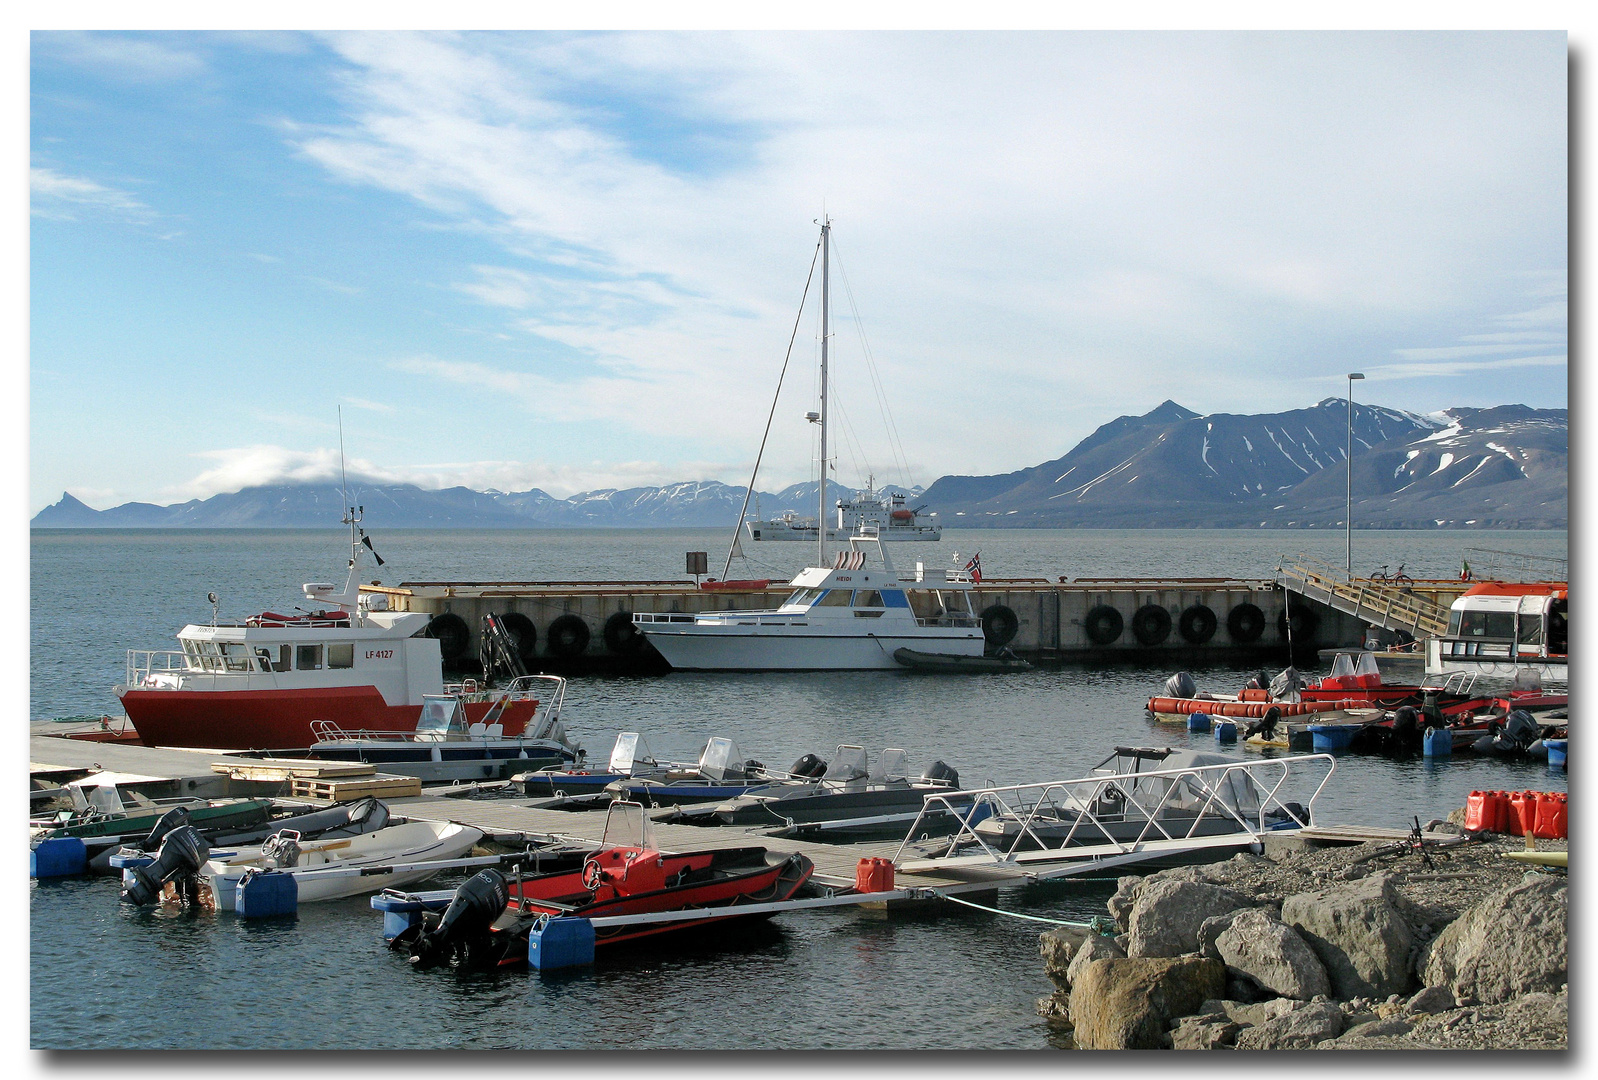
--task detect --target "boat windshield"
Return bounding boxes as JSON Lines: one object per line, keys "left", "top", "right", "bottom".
{"left": 1354, "top": 652, "right": 1381, "bottom": 680}
{"left": 781, "top": 588, "right": 823, "bottom": 610}
{"left": 873, "top": 748, "right": 909, "bottom": 784}
{"left": 86, "top": 784, "right": 125, "bottom": 816}
{"left": 824, "top": 745, "right": 869, "bottom": 782}
{"left": 416, "top": 696, "right": 466, "bottom": 738}
{"left": 609, "top": 732, "right": 654, "bottom": 774}
{"left": 600, "top": 801, "right": 655, "bottom": 850}
{"left": 1329, "top": 653, "right": 1356, "bottom": 679}
{"left": 699, "top": 737, "right": 747, "bottom": 781}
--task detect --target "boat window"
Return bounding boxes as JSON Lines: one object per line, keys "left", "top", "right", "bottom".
{"left": 272, "top": 644, "right": 291, "bottom": 673}
{"left": 816, "top": 590, "right": 854, "bottom": 607}
{"left": 1458, "top": 611, "right": 1515, "bottom": 640}
{"left": 220, "top": 642, "right": 253, "bottom": 673}
{"left": 852, "top": 590, "right": 884, "bottom": 608}
{"left": 782, "top": 588, "right": 822, "bottom": 608}
{"left": 327, "top": 643, "right": 355, "bottom": 669}
{"left": 1518, "top": 615, "right": 1544, "bottom": 645}
{"left": 880, "top": 589, "right": 910, "bottom": 609}
{"left": 1447, "top": 610, "right": 1463, "bottom": 636}
{"left": 296, "top": 644, "right": 323, "bottom": 670}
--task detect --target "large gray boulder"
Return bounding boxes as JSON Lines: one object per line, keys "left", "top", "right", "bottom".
{"left": 1421, "top": 874, "right": 1566, "bottom": 1005}
{"left": 1168, "top": 1012, "right": 1242, "bottom": 1050}
{"left": 1212, "top": 908, "right": 1331, "bottom": 1000}
{"left": 1039, "top": 924, "right": 1092, "bottom": 984}
{"left": 1066, "top": 933, "right": 1126, "bottom": 990}
{"left": 1125, "top": 878, "right": 1254, "bottom": 958}
{"left": 1233, "top": 1001, "right": 1346, "bottom": 1049}
{"left": 1068, "top": 956, "right": 1227, "bottom": 1049}
{"left": 1281, "top": 873, "right": 1414, "bottom": 999}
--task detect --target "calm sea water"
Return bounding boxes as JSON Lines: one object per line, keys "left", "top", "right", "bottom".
{"left": 29, "top": 528, "right": 1568, "bottom": 1049}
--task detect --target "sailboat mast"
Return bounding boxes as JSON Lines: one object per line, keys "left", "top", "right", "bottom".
{"left": 818, "top": 217, "right": 830, "bottom": 567}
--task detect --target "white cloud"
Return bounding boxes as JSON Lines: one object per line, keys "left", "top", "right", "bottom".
{"left": 37, "top": 31, "right": 207, "bottom": 81}
{"left": 30, "top": 167, "right": 151, "bottom": 221}
{"left": 1368, "top": 353, "right": 1567, "bottom": 381}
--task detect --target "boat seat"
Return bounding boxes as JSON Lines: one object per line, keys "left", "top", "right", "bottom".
{"left": 484, "top": 724, "right": 503, "bottom": 737}
{"left": 468, "top": 723, "right": 486, "bottom": 736}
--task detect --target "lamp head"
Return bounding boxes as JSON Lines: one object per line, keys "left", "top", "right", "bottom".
{"left": 1347, "top": 372, "right": 1365, "bottom": 381}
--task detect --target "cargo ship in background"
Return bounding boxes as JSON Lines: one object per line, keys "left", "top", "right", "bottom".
{"left": 746, "top": 482, "right": 940, "bottom": 542}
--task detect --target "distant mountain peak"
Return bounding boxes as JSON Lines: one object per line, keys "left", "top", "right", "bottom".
{"left": 1145, "top": 400, "right": 1199, "bottom": 423}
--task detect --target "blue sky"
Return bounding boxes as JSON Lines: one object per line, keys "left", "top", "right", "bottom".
{"left": 28, "top": 30, "right": 1568, "bottom": 514}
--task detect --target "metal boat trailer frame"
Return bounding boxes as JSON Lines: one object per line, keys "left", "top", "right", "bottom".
{"left": 892, "top": 753, "right": 1338, "bottom": 881}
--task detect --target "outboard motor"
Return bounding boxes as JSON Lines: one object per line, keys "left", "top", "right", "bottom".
{"left": 922, "top": 760, "right": 960, "bottom": 788}
{"left": 1420, "top": 689, "right": 1445, "bottom": 729}
{"left": 407, "top": 869, "right": 511, "bottom": 969}
{"left": 1164, "top": 672, "right": 1198, "bottom": 700}
{"left": 1269, "top": 667, "right": 1303, "bottom": 704}
{"left": 1390, "top": 706, "right": 1420, "bottom": 750}
{"left": 1244, "top": 706, "right": 1283, "bottom": 741}
{"left": 1244, "top": 669, "right": 1271, "bottom": 692}
{"left": 122, "top": 825, "right": 211, "bottom": 907}
{"left": 138, "top": 805, "right": 193, "bottom": 852}
{"left": 1503, "top": 709, "right": 1540, "bottom": 748}
{"left": 789, "top": 753, "right": 827, "bottom": 779}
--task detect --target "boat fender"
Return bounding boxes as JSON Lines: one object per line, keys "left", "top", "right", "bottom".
{"left": 1178, "top": 604, "right": 1218, "bottom": 645}
{"left": 31, "top": 836, "right": 88, "bottom": 879}
{"left": 1132, "top": 605, "right": 1172, "bottom": 647}
{"left": 409, "top": 869, "right": 510, "bottom": 969}
{"left": 603, "top": 611, "right": 645, "bottom": 655}
{"left": 527, "top": 915, "right": 596, "bottom": 971}
{"left": 1164, "top": 672, "right": 1198, "bottom": 699}
{"left": 1226, "top": 604, "right": 1266, "bottom": 644}
{"left": 498, "top": 612, "right": 539, "bottom": 662}
{"left": 1277, "top": 603, "right": 1320, "bottom": 643}
{"left": 424, "top": 612, "right": 471, "bottom": 662}
{"left": 235, "top": 869, "right": 298, "bottom": 919}
{"left": 922, "top": 760, "right": 960, "bottom": 788}
{"left": 546, "top": 614, "right": 591, "bottom": 658}
{"left": 121, "top": 825, "right": 211, "bottom": 906}
{"left": 1084, "top": 605, "right": 1124, "bottom": 645}
{"left": 789, "top": 753, "right": 827, "bottom": 779}
{"left": 979, "top": 605, "right": 1020, "bottom": 647}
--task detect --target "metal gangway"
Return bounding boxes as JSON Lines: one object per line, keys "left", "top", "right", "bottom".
{"left": 892, "top": 752, "right": 1337, "bottom": 882}
{"left": 1277, "top": 554, "right": 1450, "bottom": 637}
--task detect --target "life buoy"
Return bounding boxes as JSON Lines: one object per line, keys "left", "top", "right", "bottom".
{"left": 1084, "top": 605, "right": 1123, "bottom": 645}
{"left": 424, "top": 612, "right": 470, "bottom": 661}
{"left": 603, "top": 611, "right": 645, "bottom": 654}
{"left": 980, "top": 604, "right": 1020, "bottom": 647}
{"left": 1178, "top": 604, "right": 1218, "bottom": 645}
{"left": 1277, "top": 603, "right": 1320, "bottom": 643}
{"left": 546, "top": 614, "right": 591, "bottom": 658}
{"left": 1226, "top": 603, "right": 1266, "bottom": 643}
{"left": 497, "top": 612, "right": 538, "bottom": 663}
{"left": 1132, "top": 605, "right": 1173, "bottom": 647}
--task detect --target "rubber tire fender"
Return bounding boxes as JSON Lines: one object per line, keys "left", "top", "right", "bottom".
{"left": 424, "top": 612, "right": 471, "bottom": 662}
{"left": 1083, "top": 604, "right": 1124, "bottom": 645}
{"left": 1226, "top": 603, "right": 1266, "bottom": 643}
{"left": 1177, "top": 604, "right": 1218, "bottom": 645}
{"left": 603, "top": 611, "right": 645, "bottom": 655}
{"left": 980, "top": 604, "right": 1020, "bottom": 647}
{"left": 497, "top": 612, "right": 538, "bottom": 663}
{"left": 1277, "top": 603, "right": 1320, "bottom": 643}
{"left": 546, "top": 614, "right": 592, "bottom": 658}
{"left": 1132, "top": 605, "right": 1173, "bottom": 647}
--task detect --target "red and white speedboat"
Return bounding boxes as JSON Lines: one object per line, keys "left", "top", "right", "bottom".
{"left": 115, "top": 509, "right": 536, "bottom": 751}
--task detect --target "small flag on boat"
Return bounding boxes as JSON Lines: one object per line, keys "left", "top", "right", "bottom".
{"left": 964, "top": 551, "right": 982, "bottom": 583}
{"left": 1460, "top": 560, "right": 1472, "bottom": 582}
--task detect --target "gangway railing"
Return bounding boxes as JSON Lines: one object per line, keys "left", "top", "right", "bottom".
{"left": 892, "top": 754, "right": 1337, "bottom": 882}
{"left": 1278, "top": 555, "right": 1450, "bottom": 637}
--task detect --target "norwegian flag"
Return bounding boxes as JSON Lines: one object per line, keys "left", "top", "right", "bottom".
{"left": 963, "top": 551, "right": 982, "bottom": 583}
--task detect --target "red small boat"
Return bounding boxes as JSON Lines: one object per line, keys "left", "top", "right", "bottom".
{"left": 398, "top": 803, "right": 814, "bottom": 968}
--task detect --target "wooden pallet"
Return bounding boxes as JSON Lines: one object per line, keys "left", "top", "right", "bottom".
{"left": 214, "top": 758, "right": 377, "bottom": 782}
{"left": 291, "top": 773, "right": 421, "bottom": 801}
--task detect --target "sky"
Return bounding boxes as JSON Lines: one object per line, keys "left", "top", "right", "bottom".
{"left": 27, "top": 29, "right": 1569, "bottom": 514}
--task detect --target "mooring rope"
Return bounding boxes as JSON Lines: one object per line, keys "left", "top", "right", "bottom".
{"left": 939, "top": 894, "right": 1116, "bottom": 934}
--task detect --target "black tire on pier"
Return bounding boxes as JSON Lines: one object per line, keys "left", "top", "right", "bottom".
{"left": 1178, "top": 604, "right": 1218, "bottom": 645}
{"left": 498, "top": 612, "right": 539, "bottom": 663}
{"left": 424, "top": 612, "right": 471, "bottom": 661}
{"left": 1226, "top": 603, "right": 1266, "bottom": 643}
{"left": 1131, "top": 605, "right": 1173, "bottom": 647}
{"left": 546, "top": 614, "right": 592, "bottom": 658}
{"left": 1277, "top": 603, "right": 1321, "bottom": 643}
{"left": 980, "top": 604, "right": 1020, "bottom": 647}
{"left": 1084, "top": 605, "right": 1124, "bottom": 645}
{"left": 603, "top": 611, "right": 645, "bottom": 654}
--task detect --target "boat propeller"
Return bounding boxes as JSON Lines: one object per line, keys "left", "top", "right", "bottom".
{"left": 121, "top": 824, "right": 211, "bottom": 907}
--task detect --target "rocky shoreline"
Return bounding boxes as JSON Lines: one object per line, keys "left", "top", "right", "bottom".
{"left": 1036, "top": 823, "right": 1568, "bottom": 1049}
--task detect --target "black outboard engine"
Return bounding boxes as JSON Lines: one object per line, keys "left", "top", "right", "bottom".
{"left": 922, "top": 761, "right": 960, "bottom": 788}
{"left": 407, "top": 869, "right": 511, "bottom": 969}
{"left": 1164, "top": 672, "right": 1198, "bottom": 700}
{"left": 138, "top": 805, "right": 193, "bottom": 852}
{"left": 122, "top": 825, "right": 211, "bottom": 907}
{"left": 789, "top": 753, "right": 827, "bottom": 779}
{"left": 1244, "top": 669, "right": 1271, "bottom": 692}
{"left": 1244, "top": 706, "right": 1283, "bottom": 741}
{"left": 1420, "top": 689, "right": 1445, "bottom": 729}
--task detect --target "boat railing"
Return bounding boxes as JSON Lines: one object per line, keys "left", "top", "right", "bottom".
{"left": 892, "top": 754, "right": 1337, "bottom": 876}
{"left": 125, "top": 648, "right": 261, "bottom": 687}
{"left": 632, "top": 613, "right": 699, "bottom": 625}
{"left": 913, "top": 615, "right": 981, "bottom": 628}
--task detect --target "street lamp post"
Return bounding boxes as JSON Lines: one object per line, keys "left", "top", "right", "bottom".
{"left": 1346, "top": 372, "right": 1365, "bottom": 578}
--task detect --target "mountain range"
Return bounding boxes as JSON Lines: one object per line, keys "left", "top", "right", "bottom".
{"left": 33, "top": 400, "right": 1566, "bottom": 530}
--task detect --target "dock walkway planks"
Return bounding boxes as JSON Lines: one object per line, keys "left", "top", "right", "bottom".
{"left": 383, "top": 795, "right": 1018, "bottom": 891}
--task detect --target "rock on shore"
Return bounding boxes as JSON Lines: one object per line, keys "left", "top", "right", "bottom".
{"left": 1036, "top": 831, "right": 1566, "bottom": 1049}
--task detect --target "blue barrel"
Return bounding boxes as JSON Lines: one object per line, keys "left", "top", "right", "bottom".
{"left": 235, "top": 870, "right": 298, "bottom": 918}
{"left": 31, "top": 837, "right": 87, "bottom": 879}
{"left": 1213, "top": 720, "right": 1237, "bottom": 743}
{"left": 1309, "top": 724, "right": 1356, "bottom": 752}
{"left": 1423, "top": 727, "right": 1453, "bottom": 757}
{"left": 1545, "top": 739, "right": 1567, "bottom": 768}
{"left": 527, "top": 916, "right": 595, "bottom": 970}
{"left": 1187, "top": 711, "right": 1212, "bottom": 733}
